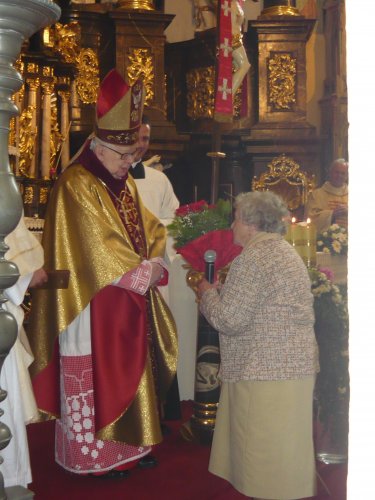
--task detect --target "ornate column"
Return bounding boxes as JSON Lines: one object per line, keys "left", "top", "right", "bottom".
{"left": 57, "top": 78, "right": 71, "bottom": 170}
{"left": 0, "top": 1, "right": 60, "bottom": 498}
{"left": 40, "top": 68, "right": 55, "bottom": 179}
{"left": 25, "top": 66, "right": 40, "bottom": 178}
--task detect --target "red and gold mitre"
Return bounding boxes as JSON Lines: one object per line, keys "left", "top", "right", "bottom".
{"left": 95, "top": 69, "right": 144, "bottom": 146}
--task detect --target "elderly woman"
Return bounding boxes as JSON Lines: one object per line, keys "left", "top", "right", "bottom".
{"left": 197, "top": 191, "right": 319, "bottom": 500}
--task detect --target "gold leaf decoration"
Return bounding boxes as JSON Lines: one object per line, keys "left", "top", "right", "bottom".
{"left": 76, "top": 48, "right": 100, "bottom": 104}
{"left": 268, "top": 52, "right": 297, "bottom": 110}
{"left": 126, "top": 48, "right": 154, "bottom": 106}
{"left": 186, "top": 66, "right": 215, "bottom": 120}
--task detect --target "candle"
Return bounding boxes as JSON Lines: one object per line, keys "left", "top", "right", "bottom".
{"left": 285, "top": 217, "right": 301, "bottom": 247}
{"left": 290, "top": 219, "right": 316, "bottom": 267}
{"left": 305, "top": 218, "right": 317, "bottom": 268}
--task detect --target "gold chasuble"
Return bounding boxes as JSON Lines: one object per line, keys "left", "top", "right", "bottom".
{"left": 28, "top": 158, "right": 178, "bottom": 447}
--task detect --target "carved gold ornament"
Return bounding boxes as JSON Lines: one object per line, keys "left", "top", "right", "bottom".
{"left": 19, "top": 105, "right": 37, "bottom": 178}
{"left": 26, "top": 63, "right": 39, "bottom": 74}
{"left": 39, "top": 187, "right": 49, "bottom": 205}
{"left": 26, "top": 77, "right": 40, "bottom": 92}
{"left": 43, "top": 22, "right": 81, "bottom": 64}
{"left": 186, "top": 64, "right": 243, "bottom": 120}
{"left": 24, "top": 186, "right": 34, "bottom": 204}
{"left": 76, "top": 48, "right": 100, "bottom": 104}
{"left": 126, "top": 48, "right": 154, "bottom": 106}
{"left": 268, "top": 53, "right": 296, "bottom": 111}
{"left": 50, "top": 95, "right": 63, "bottom": 172}
{"left": 186, "top": 66, "right": 215, "bottom": 120}
{"left": 252, "top": 154, "right": 316, "bottom": 211}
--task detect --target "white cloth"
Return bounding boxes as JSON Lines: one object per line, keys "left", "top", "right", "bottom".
{"left": 131, "top": 165, "right": 179, "bottom": 265}
{"left": 305, "top": 181, "right": 348, "bottom": 233}
{"left": 132, "top": 166, "right": 199, "bottom": 400}
{"left": 169, "top": 256, "right": 199, "bottom": 401}
{"left": 131, "top": 165, "right": 179, "bottom": 226}
{"left": 1, "top": 216, "right": 43, "bottom": 488}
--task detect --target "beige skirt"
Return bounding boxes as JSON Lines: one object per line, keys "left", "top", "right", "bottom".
{"left": 208, "top": 378, "right": 316, "bottom": 500}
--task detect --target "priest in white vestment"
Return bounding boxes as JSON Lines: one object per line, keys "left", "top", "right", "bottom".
{"left": 1, "top": 216, "right": 46, "bottom": 488}
{"left": 305, "top": 158, "right": 348, "bottom": 233}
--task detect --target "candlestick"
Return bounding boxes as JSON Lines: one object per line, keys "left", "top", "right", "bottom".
{"left": 305, "top": 218, "right": 317, "bottom": 268}
{"left": 292, "top": 219, "right": 317, "bottom": 268}
{"left": 285, "top": 217, "right": 301, "bottom": 248}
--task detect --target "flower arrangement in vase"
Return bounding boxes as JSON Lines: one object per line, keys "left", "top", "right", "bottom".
{"left": 309, "top": 267, "right": 349, "bottom": 462}
{"left": 317, "top": 224, "right": 348, "bottom": 255}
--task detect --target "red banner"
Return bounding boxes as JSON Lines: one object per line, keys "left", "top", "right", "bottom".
{"left": 214, "top": 0, "right": 233, "bottom": 122}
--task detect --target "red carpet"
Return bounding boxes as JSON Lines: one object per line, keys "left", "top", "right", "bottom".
{"left": 26, "top": 402, "right": 347, "bottom": 500}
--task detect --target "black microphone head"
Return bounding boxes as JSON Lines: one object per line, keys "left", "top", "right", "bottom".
{"left": 204, "top": 249, "right": 217, "bottom": 263}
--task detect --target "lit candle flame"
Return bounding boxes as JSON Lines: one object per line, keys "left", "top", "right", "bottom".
{"left": 306, "top": 217, "right": 311, "bottom": 225}
{"left": 291, "top": 217, "right": 296, "bottom": 224}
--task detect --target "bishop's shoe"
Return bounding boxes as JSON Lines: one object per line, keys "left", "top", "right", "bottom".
{"left": 137, "top": 454, "right": 158, "bottom": 469}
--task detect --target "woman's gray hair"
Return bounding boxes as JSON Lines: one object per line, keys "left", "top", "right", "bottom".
{"left": 234, "top": 191, "right": 289, "bottom": 234}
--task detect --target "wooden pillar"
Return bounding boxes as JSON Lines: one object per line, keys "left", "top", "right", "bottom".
{"left": 110, "top": 10, "right": 174, "bottom": 124}
{"left": 249, "top": 16, "right": 316, "bottom": 139}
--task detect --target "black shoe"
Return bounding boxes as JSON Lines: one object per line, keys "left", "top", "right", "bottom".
{"left": 89, "top": 469, "right": 130, "bottom": 479}
{"left": 138, "top": 455, "right": 158, "bottom": 469}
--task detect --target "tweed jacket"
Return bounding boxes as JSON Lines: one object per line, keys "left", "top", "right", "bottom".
{"left": 200, "top": 232, "right": 319, "bottom": 382}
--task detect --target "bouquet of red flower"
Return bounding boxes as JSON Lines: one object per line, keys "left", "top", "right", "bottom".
{"left": 167, "top": 199, "right": 242, "bottom": 276}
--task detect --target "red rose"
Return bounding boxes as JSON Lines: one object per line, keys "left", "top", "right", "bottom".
{"left": 175, "top": 200, "right": 208, "bottom": 216}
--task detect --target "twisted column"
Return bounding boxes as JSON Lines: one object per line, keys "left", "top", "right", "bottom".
{"left": 0, "top": 1, "right": 60, "bottom": 497}
{"left": 25, "top": 75, "right": 40, "bottom": 178}
{"left": 58, "top": 86, "right": 71, "bottom": 171}
{"left": 40, "top": 80, "right": 54, "bottom": 178}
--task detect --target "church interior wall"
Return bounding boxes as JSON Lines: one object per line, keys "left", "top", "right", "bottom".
{"left": 9, "top": 0, "right": 346, "bottom": 214}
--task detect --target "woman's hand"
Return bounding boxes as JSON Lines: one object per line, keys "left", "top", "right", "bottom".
{"left": 197, "top": 277, "right": 219, "bottom": 299}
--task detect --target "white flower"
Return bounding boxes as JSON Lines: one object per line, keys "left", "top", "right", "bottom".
{"left": 332, "top": 293, "right": 342, "bottom": 304}
{"left": 332, "top": 240, "right": 342, "bottom": 253}
{"left": 330, "top": 224, "right": 340, "bottom": 231}
{"left": 336, "top": 233, "right": 347, "bottom": 243}
{"left": 323, "top": 247, "right": 330, "bottom": 253}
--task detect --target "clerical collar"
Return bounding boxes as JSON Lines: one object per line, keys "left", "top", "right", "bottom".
{"left": 131, "top": 161, "right": 145, "bottom": 179}
{"left": 77, "top": 141, "right": 128, "bottom": 198}
{"left": 322, "top": 181, "right": 348, "bottom": 196}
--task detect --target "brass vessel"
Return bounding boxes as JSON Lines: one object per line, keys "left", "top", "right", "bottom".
{"left": 117, "top": 0, "right": 155, "bottom": 10}
{"left": 260, "top": 0, "right": 301, "bottom": 18}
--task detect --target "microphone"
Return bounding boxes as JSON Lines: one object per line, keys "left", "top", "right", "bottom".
{"left": 204, "top": 249, "right": 217, "bottom": 284}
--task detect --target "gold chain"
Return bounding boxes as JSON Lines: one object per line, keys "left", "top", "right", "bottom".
{"left": 98, "top": 178, "right": 127, "bottom": 206}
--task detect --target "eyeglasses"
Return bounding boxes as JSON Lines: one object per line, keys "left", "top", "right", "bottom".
{"left": 102, "top": 143, "right": 137, "bottom": 161}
